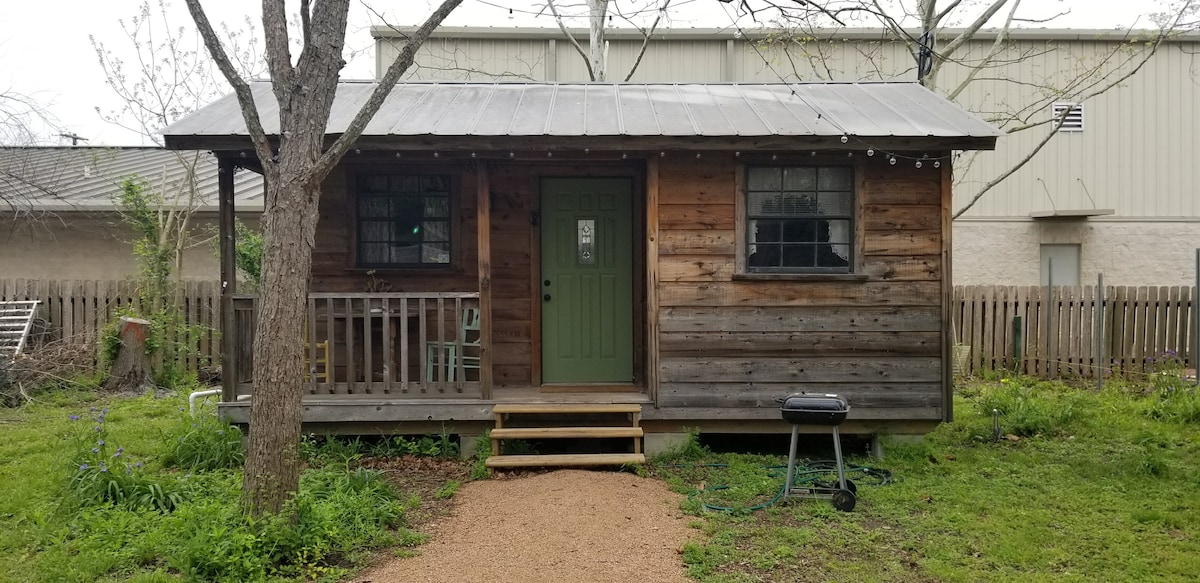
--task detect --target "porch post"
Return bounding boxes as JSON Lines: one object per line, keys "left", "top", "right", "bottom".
{"left": 477, "top": 161, "right": 493, "bottom": 398}
{"left": 218, "top": 156, "right": 238, "bottom": 402}
{"left": 646, "top": 156, "right": 661, "bottom": 407}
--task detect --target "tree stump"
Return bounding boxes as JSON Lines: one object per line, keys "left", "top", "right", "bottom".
{"left": 105, "top": 316, "right": 154, "bottom": 392}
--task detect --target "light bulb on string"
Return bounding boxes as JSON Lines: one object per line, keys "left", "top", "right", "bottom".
{"left": 915, "top": 160, "right": 923, "bottom": 169}
{"left": 840, "top": 135, "right": 849, "bottom": 144}
{"left": 888, "top": 156, "right": 897, "bottom": 166}
{"left": 866, "top": 149, "right": 874, "bottom": 156}
{"left": 934, "top": 160, "right": 941, "bottom": 168}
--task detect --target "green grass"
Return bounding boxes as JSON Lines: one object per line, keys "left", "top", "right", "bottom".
{"left": 0, "top": 389, "right": 425, "bottom": 583}
{"left": 654, "top": 377, "right": 1200, "bottom": 583}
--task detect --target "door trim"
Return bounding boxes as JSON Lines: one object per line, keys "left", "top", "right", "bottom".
{"left": 528, "top": 164, "right": 645, "bottom": 390}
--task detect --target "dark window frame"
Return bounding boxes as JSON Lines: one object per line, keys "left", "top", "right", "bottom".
{"left": 354, "top": 173, "right": 454, "bottom": 269}
{"left": 743, "top": 165, "right": 855, "bottom": 274}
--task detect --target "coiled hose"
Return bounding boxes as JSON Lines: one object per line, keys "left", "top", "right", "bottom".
{"left": 666, "top": 460, "right": 893, "bottom": 513}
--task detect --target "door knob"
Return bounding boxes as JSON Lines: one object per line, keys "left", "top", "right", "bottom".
{"left": 543, "top": 294, "right": 552, "bottom": 302}
{"left": 544, "top": 280, "right": 551, "bottom": 286}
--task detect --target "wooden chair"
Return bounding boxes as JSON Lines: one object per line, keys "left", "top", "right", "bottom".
{"left": 425, "top": 307, "right": 481, "bottom": 382}
{"left": 303, "top": 327, "right": 330, "bottom": 383}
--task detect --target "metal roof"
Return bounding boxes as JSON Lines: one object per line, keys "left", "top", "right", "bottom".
{"left": 163, "top": 82, "right": 1000, "bottom": 150}
{"left": 0, "top": 147, "right": 263, "bottom": 213}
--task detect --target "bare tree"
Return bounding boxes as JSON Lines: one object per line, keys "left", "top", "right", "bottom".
{"left": 0, "top": 89, "right": 62, "bottom": 146}
{"left": 732, "top": 0, "right": 1199, "bottom": 216}
{"left": 544, "top": 0, "right": 674, "bottom": 81}
{"left": 183, "top": 0, "right": 462, "bottom": 516}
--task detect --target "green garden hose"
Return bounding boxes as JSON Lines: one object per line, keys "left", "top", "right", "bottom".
{"left": 667, "top": 460, "right": 893, "bottom": 513}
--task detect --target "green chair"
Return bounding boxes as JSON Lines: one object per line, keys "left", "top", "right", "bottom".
{"left": 425, "top": 307, "right": 481, "bottom": 382}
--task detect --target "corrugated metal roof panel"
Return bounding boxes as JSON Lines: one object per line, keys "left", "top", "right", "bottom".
{"left": 163, "top": 81, "right": 1001, "bottom": 143}
{"left": 0, "top": 147, "right": 264, "bottom": 212}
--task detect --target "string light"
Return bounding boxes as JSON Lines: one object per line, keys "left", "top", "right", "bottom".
{"left": 840, "top": 135, "right": 849, "bottom": 144}
{"left": 934, "top": 160, "right": 941, "bottom": 168}
{"left": 915, "top": 160, "right": 923, "bottom": 168}
{"left": 508, "top": 152, "right": 515, "bottom": 158}
{"left": 433, "top": 152, "right": 439, "bottom": 158}
{"left": 888, "top": 156, "right": 897, "bottom": 165}
{"left": 866, "top": 149, "right": 874, "bottom": 156}
{"left": 546, "top": 151, "right": 553, "bottom": 158}
{"left": 394, "top": 152, "right": 402, "bottom": 158}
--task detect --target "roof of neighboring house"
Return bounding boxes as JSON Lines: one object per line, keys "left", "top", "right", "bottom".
{"left": 162, "top": 81, "right": 1000, "bottom": 151}
{"left": 0, "top": 146, "right": 264, "bottom": 213}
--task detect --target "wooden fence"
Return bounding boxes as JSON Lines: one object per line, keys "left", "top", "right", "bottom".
{"left": 3, "top": 279, "right": 1196, "bottom": 380}
{"left": 0, "top": 279, "right": 221, "bottom": 373}
{"left": 954, "top": 285, "right": 1197, "bottom": 377}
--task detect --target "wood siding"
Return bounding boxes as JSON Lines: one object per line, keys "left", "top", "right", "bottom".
{"left": 654, "top": 153, "right": 947, "bottom": 420}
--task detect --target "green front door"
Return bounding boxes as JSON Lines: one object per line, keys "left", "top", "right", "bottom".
{"left": 540, "top": 178, "right": 634, "bottom": 384}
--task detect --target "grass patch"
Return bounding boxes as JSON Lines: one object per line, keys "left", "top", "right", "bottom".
{"left": 653, "top": 377, "right": 1200, "bottom": 582}
{"left": 0, "top": 394, "right": 434, "bottom": 582}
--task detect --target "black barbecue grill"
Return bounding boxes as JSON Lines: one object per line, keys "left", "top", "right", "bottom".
{"left": 781, "top": 393, "right": 857, "bottom": 511}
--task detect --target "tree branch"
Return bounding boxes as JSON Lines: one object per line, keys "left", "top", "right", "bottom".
{"left": 624, "top": 0, "right": 672, "bottom": 82}
{"left": 182, "top": 0, "right": 274, "bottom": 169}
{"left": 548, "top": 0, "right": 596, "bottom": 81}
{"left": 311, "top": 0, "right": 463, "bottom": 180}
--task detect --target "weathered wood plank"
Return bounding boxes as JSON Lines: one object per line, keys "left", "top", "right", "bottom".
{"left": 660, "top": 356, "right": 941, "bottom": 383}
{"left": 657, "top": 203, "right": 735, "bottom": 230}
{"left": 862, "top": 204, "right": 941, "bottom": 231}
{"left": 658, "top": 382, "right": 941, "bottom": 409}
{"left": 646, "top": 156, "right": 662, "bottom": 407}
{"left": 660, "top": 306, "right": 942, "bottom": 333}
{"left": 658, "top": 255, "right": 736, "bottom": 282}
{"left": 659, "top": 331, "right": 941, "bottom": 356}
{"left": 658, "top": 281, "right": 940, "bottom": 307}
{"left": 863, "top": 231, "right": 940, "bottom": 255}
{"left": 657, "top": 230, "right": 736, "bottom": 255}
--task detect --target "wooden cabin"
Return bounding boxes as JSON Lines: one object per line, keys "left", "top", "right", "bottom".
{"left": 164, "top": 82, "right": 999, "bottom": 459}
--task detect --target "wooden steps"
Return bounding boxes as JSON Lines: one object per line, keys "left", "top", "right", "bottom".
{"left": 485, "top": 403, "right": 644, "bottom": 471}
{"left": 485, "top": 453, "right": 646, "bottom": 468}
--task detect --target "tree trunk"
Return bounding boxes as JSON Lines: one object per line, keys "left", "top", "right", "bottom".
{"left": 105, "top": 316, "right": 153, "bottom": 392}
{"left": 241, "top": 174, "right": 321, "bottom": 515}
{"left": 589, "top": 0, "right": 608, "bottom": 81}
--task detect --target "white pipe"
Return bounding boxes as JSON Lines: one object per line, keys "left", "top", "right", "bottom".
{"left": 189, "top": 388, "right": 222, "bottom": 417}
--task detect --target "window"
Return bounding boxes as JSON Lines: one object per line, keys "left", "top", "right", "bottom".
{"left": 745, "top": 166, "right": 853, "bottom": 273}
{"left": 356, "top": 174, "right": 451, "bottom": 268}
{"left": 1051, "top": 103, "right": 1084, "bottom": 132}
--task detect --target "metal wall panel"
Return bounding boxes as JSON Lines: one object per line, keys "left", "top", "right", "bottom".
{"left": 385, "top": 32, "right": 1198, "bottom": 220}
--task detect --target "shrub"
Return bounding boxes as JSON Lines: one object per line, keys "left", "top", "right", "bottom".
{"left": 160, "top": 408, "right": 245, "bottom": 472}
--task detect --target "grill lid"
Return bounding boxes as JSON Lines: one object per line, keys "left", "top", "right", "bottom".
{"left": 780, "top": 393, "right": 849, "bottom": 425}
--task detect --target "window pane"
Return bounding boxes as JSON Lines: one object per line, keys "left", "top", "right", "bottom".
{"left": 747, "top": 167, "right": 781, "bottom": 191}
{"left": 825, "top": 220, "right": 850, "bottom": 244}
{"left": 390, "top": 197, "right": 422, "bottom": 218}
{"left": 359, "top": 197, "right": 388, "bottom": 218}
{"left": 361, "top": 175, "right": 388, "bottom": 193}
{"left": 823, "top": 244, "right": 851, "bottom": 266}
{"left": 390, "top": 176, "right": 419, "bottom": 192}
{"left": 817, "top": 192, "right": 852, "bottom": 216}
{"left": 782, "top": 167, "right": 816, "bottom": 190}
{"left": 423, "top": 221, "right": 450, "bottom": 242}
{"left": 782, "top": 219, "right": 816, "bottom": 243}
{"left": 423, "top": 243, "right": 451, "bottom": 264}
{"left": 360, "top": 243, "right": 390, "bottom": 264}
{"left": 779, "top": 192, "right": 816, "bottom": 215}
{"left": 424, "top": 196, "right": 450, "bottom": 218}
{"left": 749, "top": 244, "right": 781, "bottom": 268}
{"left": 389, "top": 243, "right": 420, "bottom": 264}
{"left": 421, "top": 176, "right": 449, "bottom": 192}
{"left": 754, "top": 220, "right": 781, "bottom": 243}
{"left": 817, "top": 167, "right": 853, "bottom": 190}
{"left": 360, "top": 221, "right": 392, "bottom": 242}
{"left": 782, "top": 245, "right": 815, "bottom": 268}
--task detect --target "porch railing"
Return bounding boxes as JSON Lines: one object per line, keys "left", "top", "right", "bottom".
{"left": 231, "top": 292, "right": 483, "bottom": 398}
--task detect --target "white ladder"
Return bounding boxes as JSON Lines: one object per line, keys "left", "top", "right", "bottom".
{"left": 0, "top": 301, "right": 39, "bottom": 361}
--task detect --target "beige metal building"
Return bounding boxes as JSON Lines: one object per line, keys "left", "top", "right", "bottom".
{"left": 377, "top": 26, "right": 1200, "bottom": 286}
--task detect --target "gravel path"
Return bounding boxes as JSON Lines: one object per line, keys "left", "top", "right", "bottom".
{"left": 355, "top": 469, "right": 696, "bottom": 583}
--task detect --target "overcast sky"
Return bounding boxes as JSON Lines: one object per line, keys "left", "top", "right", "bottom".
{"left": 0, "top": 0, "right": 1171, "bottom": 146}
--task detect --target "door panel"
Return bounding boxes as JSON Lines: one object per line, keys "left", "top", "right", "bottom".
{"left": 541, "top": 178, "right": 634, "bottom": 383}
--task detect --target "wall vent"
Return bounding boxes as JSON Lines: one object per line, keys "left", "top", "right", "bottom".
{"left": 1051, "top": 102, "right": 1084, "bottom": 132}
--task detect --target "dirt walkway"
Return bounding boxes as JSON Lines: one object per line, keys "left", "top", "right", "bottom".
{"left": 356, "top": 469, "right": 696, "bottom": 583}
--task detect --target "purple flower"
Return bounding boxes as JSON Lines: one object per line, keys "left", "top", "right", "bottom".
{"left": 135, "top": 462, "right": 142, "bottom": 468}
{"left": 101, "top": 408, "right": 108, "bottom": 414}
{"left": 69, "top": 415, "right": 80, "bottom": 421}
{"left": 79, "top": 463, "right": 89, "bottom": 470}
{"left": 90, "top": 407, "right": 97, "bottom": 412}
{"left": 95, "top": 427, "right": 102, "bottom": 433}
{"left": 100, "top": 465, "right": 107, "bottom": 473}
{"left": 91, "top": 448, "right": 99, "bottom": 454}
{"left": 113, "top": 451, "right": 122, "bottom": 458}
{"left": 98, "top": 440, "right": 105, "bottom": 446}
{"left": 126, "top": 469, "right": 132, "bottom": 475}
